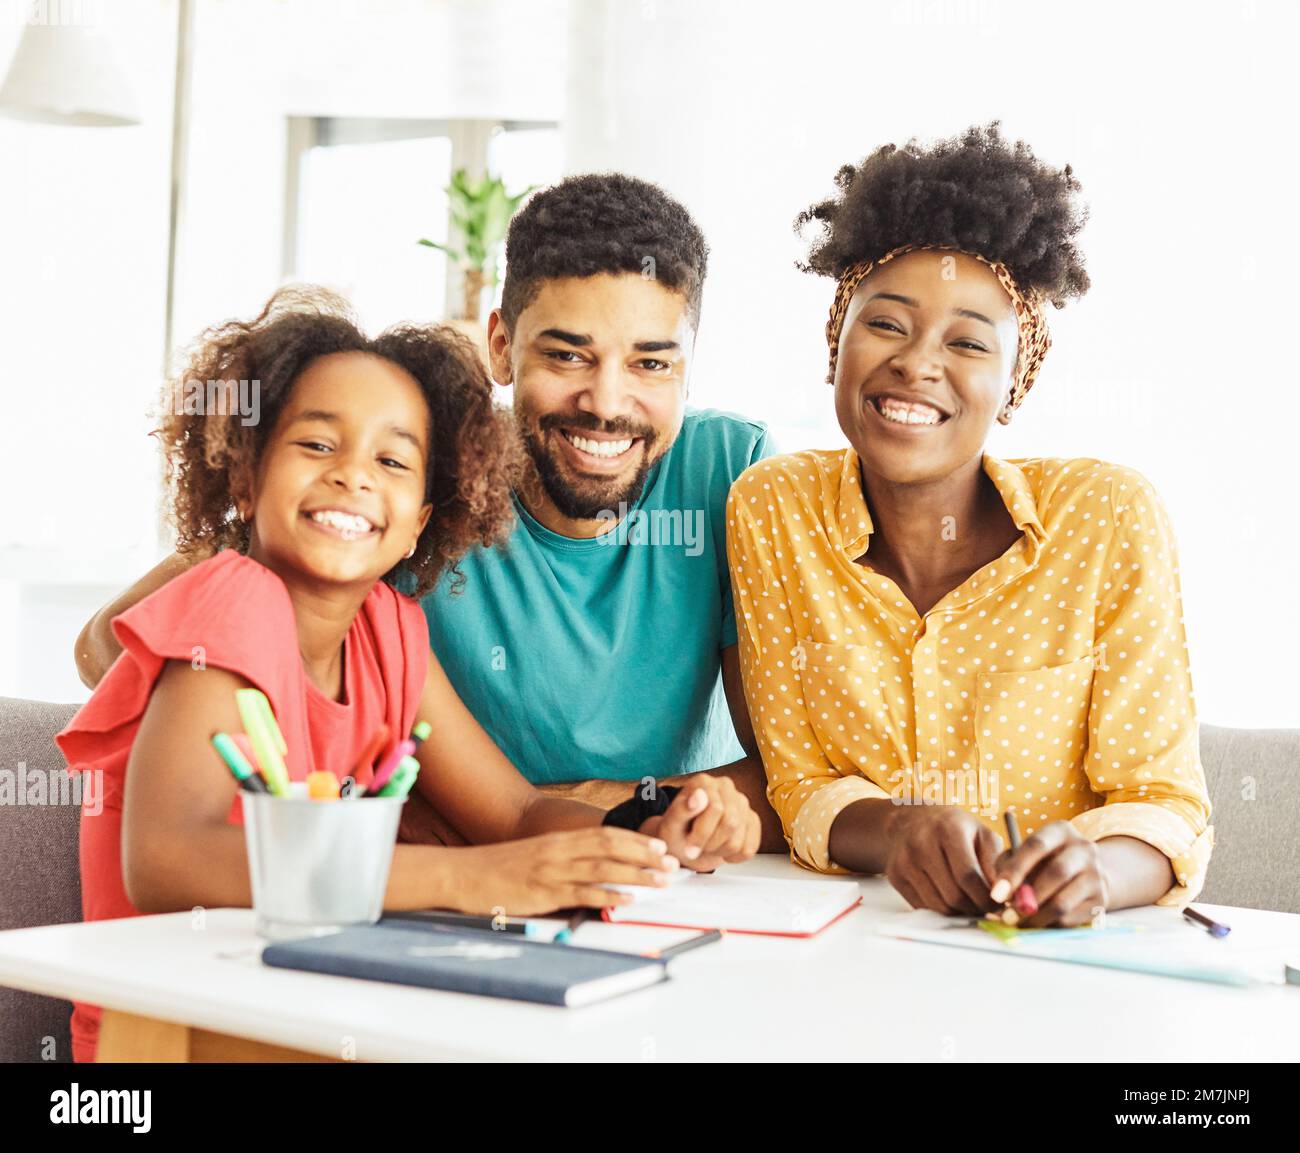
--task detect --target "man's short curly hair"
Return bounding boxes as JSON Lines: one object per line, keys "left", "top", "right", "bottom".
{"left": 500, "top": 172, "right": 709, "bottom": 331}
{"left": 156, "top": 286, "right": 522, "bottom": 597}
{"left": 796, "top": 122, "right": 1089, "bottom": 307}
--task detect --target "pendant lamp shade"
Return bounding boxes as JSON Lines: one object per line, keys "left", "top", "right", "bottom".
{"left": 0, "top": 21, "right": 140, "bottom": 127}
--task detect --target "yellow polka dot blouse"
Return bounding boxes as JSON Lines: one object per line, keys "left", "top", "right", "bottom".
{"left": 726, "top": 449, "right": 1213, "bottom": 906}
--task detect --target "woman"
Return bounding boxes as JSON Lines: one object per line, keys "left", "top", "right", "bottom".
{"left": 726, "top": 124, "right": 1211, "bottom": 926}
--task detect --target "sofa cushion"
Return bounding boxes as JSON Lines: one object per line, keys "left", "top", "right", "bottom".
{"left": 0, "top": 697, "right": 81, "bottom": 1062}
{"left": 1198, "top": 723, "right": 1300, "bottom": 914}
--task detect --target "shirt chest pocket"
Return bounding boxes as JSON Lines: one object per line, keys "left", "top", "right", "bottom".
{"left": 797, "top": 641, "right": 894, "bottom": 760}
{"left": 973, "top": 654, "right": 1094, "bottom": 777}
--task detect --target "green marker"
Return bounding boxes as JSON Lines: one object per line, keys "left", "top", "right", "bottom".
{"left": 376, "top": 755, "right": 420, "bottom": 798}
{"left": 235, "top": 689, "right": 290, "bottom": 796}
{"left": 211, "top": 732, "right": 270, "bottom": 793}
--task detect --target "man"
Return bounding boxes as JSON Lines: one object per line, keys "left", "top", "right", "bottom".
{"left": 76, "top": 173, "right": 785, "bottom": 854}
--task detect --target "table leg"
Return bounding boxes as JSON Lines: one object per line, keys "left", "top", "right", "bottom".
{"left": 97, "top": 1009, "right": 340, "bottom": 1062}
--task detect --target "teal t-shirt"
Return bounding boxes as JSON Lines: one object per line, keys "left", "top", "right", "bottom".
{"left": 422, "top": 408, "right": 770, "bottom": 784}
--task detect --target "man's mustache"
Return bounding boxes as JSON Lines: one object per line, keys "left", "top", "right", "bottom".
{"left": 535, "top": 411, "right": 657, "bottom": 444}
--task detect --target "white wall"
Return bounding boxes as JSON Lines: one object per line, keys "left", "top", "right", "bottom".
{"left": 172, "top": 0, "right": 567, "bottom": 347}
{"left": 0, "top": 1, "right": 176, "bottom": 703}
{"left": 0, "top": 0, "right": 566, "bottom": 703}
{"left": 564, "top": 0, "right": 1300, "bottom": 728}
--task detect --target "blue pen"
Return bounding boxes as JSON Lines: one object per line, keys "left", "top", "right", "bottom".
{"left": 1183, "top": 906, "right": 1231, "bottom": 938}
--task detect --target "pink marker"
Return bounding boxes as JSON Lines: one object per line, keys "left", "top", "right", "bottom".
{"left": 367, "top": 721, "right": 431, "bottom": 794}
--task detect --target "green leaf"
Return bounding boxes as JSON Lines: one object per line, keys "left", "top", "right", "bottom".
{"left": 449, "top": 167, "right": 473, "bottom": 197}
{"left": 425, "top": 170, "right": 537, "bottom": 273}
{"left": 417, "top": 238, "right": 462, "bottom": 261}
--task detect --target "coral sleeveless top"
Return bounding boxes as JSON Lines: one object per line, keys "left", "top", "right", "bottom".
{"left": 55, "top": 551, "right": 429, "bottom": 1061}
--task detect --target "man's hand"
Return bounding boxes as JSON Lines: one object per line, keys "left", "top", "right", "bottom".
{"left": 640, "top": 775, "right": 760, "bottom": 872}
{"left": 76, "top": 552, "right": 202, "bottom": 688}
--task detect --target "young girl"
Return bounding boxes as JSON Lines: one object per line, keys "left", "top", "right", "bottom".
{"left": 57, "top": 286, "right": 735, "bottom": 1063}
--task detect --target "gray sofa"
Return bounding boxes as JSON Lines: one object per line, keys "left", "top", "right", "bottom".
{"left": 0, "top": 697, "right": 1295, "bottom": 1062}
{"left": 0, "top": 698, "right": 80, "bottom": 1063}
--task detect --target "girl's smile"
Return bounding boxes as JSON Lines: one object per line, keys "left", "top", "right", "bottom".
{"left": 302, "top": 506, "right": 385, "bottom": 542}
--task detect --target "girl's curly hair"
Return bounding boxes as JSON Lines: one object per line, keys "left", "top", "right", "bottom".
{"left": 796, "top": 122, "right": 1090, "bottom": 307}
{"left": 155, "top": 285, "right": 522, "bottom": 597}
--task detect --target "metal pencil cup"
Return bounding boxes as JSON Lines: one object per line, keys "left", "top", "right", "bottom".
{"left": 241, "top": 792, "right": 405, "bottom": 940}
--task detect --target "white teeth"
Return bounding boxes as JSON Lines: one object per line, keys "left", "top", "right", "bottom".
{"left": 876, "top": 398, "right": 944, "bottom": 426}
{"left": 564, "top": 432, "right": 634, "bottom": 457}
{"left": 309, "top": 510, "right": 374, "bottom": 538}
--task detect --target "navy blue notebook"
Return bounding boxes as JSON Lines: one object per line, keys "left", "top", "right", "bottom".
{"left": 261, "top": 924, "right": 668, "bottom": 1007}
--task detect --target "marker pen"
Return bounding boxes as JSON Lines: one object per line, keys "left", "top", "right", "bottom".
{"left": 211, "top": 732, "right": 270, "bottom": 793}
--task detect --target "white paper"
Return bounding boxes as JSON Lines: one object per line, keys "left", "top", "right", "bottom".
{"left": 605, "top": 873, "right": 861, "bottom": 935}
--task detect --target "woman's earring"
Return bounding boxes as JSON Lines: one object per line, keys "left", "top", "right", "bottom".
{"left": 405, "top": 545, "right": 416, "bottom": 559}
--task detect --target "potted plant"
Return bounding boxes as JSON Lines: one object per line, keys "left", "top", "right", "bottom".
{"left": 419, "top": 168, "right": 536, "bottom": 325}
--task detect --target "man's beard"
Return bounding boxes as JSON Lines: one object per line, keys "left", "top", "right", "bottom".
{"left": 519, "top": 410, "right": 659, "bottom": 521}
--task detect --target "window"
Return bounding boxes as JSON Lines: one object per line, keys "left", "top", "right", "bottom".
{"left": 287, "top": 118, "right": 560, "bottom": 331}
{"left": 295, "top": 133, "right": 454, "bottom": 330}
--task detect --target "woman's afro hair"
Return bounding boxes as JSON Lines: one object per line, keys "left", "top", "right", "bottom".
{"left": 797, "top": 122, "right": 1089, "bottom": 307}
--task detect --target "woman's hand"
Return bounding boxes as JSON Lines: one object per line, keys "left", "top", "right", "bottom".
{"left": 640, "top": 776, "right": 760, "bottom": 872}
{"left": 990, "top": 820, "right": 1110, "bottom": 927}
{"left": 884, "top": 806, "right": 1003, "bottom": 916}
{"left": 453, "top": 827, "right": 678, "bottom": 916}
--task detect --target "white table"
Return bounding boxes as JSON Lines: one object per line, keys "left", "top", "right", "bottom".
{"left": 1, "top": 857, "right": 1298, "bottom": 1062}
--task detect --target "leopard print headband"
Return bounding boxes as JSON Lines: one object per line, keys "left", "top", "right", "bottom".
{"left": 824, "top": 244, "right": 1051, "bottom": 414}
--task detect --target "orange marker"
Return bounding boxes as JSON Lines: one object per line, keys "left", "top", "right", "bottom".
{"left": 307, "top": 771, "right": 340, "bottom": 801}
